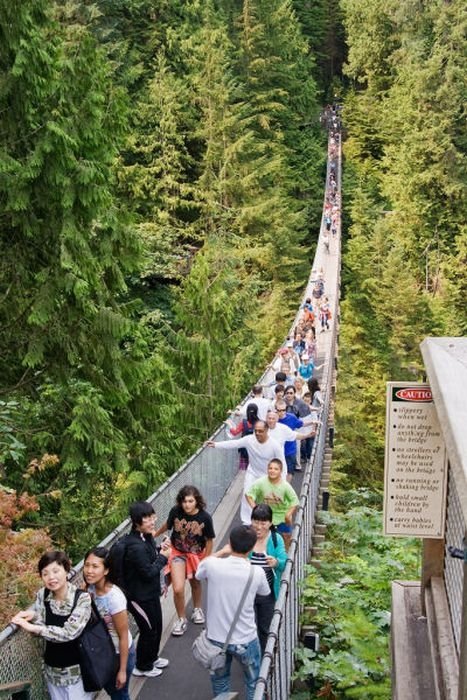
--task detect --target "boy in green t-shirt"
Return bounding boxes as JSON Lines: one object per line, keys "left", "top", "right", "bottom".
{"left": 246, "top": 458, "right": 299, "bottom": 548}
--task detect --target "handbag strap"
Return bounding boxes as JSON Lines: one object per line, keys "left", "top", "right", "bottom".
{"left": 221, "top": 565, "right": 255, "bottom": 652}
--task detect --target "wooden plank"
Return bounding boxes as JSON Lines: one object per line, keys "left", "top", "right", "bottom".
{"left": 391, "top": 580, "right": 437, "bottom": 700}
{"left": 430, "top": 576, "right": 459, "bottom": 700}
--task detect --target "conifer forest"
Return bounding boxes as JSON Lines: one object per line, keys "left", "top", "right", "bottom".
{"left": 0, "top": 0, "right": 466, "bottom": 636}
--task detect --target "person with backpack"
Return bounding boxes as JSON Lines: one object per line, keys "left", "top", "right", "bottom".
{"left": 122, "top": 501, "right": 171, "bottom": 678}
{"left": 312, "top": 275, "right": 325, "bottom": 303}
{"left": 83, "top": 546, "right": 135, "bottom": 699}
{"left": 209, "top": 506, "right": 286, "bottom": 658}
{"left": 233, "top": 386, "right": 273, "bottom": 422}
{"left": 195, "top": 525, "right": 269, "bottom": 699}
{"left": 319, "top": 297, "right": 332, "bottom": 332}
{"left": 11, "top": 550, "right": 93, "bottom": 700}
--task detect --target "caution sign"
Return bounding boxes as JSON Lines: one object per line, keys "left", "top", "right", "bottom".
{"left": 384, "top": 382, "right": 447, "bottom": 538}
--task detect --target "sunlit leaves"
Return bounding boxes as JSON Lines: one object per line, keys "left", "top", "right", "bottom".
{"left": 296, "top": 500, "right": 420, "bottom": 698}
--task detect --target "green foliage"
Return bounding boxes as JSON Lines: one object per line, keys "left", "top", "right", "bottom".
{"left": 293, "top": 0, "right": 346, "bottom": 95}
{"left": 117, "top": 48, "right": 197, "bottom": 284}
{"left": 170, "top": 241, "right": 259, "bottom": 440}
{"left": 334, "top": 0, "right": 467, "bottom": 488}
{"left": 0, "top": 0, "right": 183, "bottom": 553}
{"left": 294, "top": 497, "right": 420, "bottom": 698}
{"left": 0, "top": 0, "right": 328, "bottom": 559}
{"left": 0, "top": 402, "right": 27, "bottom": 467}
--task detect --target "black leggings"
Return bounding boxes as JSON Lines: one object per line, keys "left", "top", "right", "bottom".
{"left": 127, "top": 597, "right": 163, "bottom": 671}
{"left": 254, "top": 592, "right": 275, "bottom": 656}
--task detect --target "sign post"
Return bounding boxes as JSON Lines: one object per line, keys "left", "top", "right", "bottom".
{"left": 384, "top": 382, "right": 447, "bottom": 538}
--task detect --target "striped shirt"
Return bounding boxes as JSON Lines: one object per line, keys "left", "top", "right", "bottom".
{"left": 250, "top": 552, "right": 274, "bottom": 592}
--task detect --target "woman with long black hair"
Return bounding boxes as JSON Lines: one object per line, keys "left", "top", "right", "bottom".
{"left": 83, "top": 546, "right": 135, "bottom": 699}
{"left": 226, "top": 402, "right": 260, "bottom": 470}
{"left": 248, "top": 504, "right": 286, "bottom": 655}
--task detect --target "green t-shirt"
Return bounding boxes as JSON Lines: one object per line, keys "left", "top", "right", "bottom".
{"left": 247, "top": 476, "right": 299, "bottom": 525}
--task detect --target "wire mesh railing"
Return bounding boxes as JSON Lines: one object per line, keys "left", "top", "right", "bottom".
{"left": 421, "top": 337, "right": 467, "bottom": 680}
{"left": 444, "top": 468, "right": 466, "bottom": 655}
{"left": 0, "top": 423, "right": 241, "bottom": 699}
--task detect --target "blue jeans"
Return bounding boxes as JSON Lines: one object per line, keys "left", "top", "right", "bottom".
{"left": 285, "top": 452, "right": 297, "bottom": 474}
{"left": 300, "top": 437, "right": 314, "bottom": 461}
{"left": 209, "top": 637, "right": 261, "bottom": 700}
{"left": 104, "top": 643, "right": 136, "bottom": 700}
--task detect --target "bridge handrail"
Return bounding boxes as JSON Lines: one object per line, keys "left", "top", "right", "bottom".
{"left": 421, "top": 338, "right": 467, "bottom": 659}
{"left": 253, "top": 122, "right": 342, "bottom": 699}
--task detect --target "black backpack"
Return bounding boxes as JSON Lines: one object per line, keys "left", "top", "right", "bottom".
{"left": 107, "top": 534, "right": 131, "bottom": 594}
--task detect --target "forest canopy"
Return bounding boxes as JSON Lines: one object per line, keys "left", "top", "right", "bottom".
{"left": 0, "top": 0, "right": 465, "bottom": 630}
{"left": 0, "top": 0, "right": 328, "bottom": 560}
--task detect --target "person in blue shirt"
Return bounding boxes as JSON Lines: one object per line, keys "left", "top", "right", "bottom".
{"left": 298, "top": 355, "right": 314, "bottom": 381}
{"left": 274, "top": 398, "right": 319, "bottom": 476}
{"left": 298, "top": 355, "right": 323, "bottom": 382}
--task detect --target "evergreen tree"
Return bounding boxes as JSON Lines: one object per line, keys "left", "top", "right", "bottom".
{"left": 170, "top": 241, "right": 259, "bottom": 438}
{"left": 0, "top": 0, "right": 179, "bottom": 550}
{"left": 185, "top": 2, "right": 240, "bottom": 236}
{"left": 293, "top": 0, "right": 346, "bottom": 94}
{"left": 235, "top": 0, "right": 320, "bottom": 283}
{"left": 117, "top": 50, "right": 197, "bottom": 286}
{"left": 335, "top": 0, "right": 467, "bottom": 490}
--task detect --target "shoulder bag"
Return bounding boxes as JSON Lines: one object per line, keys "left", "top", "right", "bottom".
{"left": 76, "top": 591, "right": 119, "bottom": 692}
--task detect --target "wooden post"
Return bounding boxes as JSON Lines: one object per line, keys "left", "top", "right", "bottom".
{"left": 0, "top": 681, "right": 31, "bottom": 699}
{"left": 421, "top": 539, "right": 445, "bottom": 615}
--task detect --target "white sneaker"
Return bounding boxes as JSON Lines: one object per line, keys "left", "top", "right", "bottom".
{"left": 172, "top": 617, "right": 188, "bottom": 636}
{"left": 154, "top": 657, "right": 169, "bottom": 669}
{"left": 191, "top": 607, "right": 205, "bottom": 624}
{"left": 133, "top": 666, "right": 163, "bottom": 678}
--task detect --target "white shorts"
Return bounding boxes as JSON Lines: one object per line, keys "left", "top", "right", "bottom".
{"left": 47, "top": 678, "right": 94, "bottom": 700}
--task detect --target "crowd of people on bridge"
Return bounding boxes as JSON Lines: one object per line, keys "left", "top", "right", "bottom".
{"left": 10, "top": 118, "right": 340, "bottom": 700}
{"left": 10, "top": 297, "right": 337, "bottom": 700}
{"left": 10, "top": 487, "right": 287, "bottom": 700}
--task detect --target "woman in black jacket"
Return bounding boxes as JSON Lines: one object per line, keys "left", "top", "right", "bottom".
{"left": 124, "top": 501, "right": 171, "bottom": 678}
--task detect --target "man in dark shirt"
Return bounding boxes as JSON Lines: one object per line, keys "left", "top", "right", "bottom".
{"left": 283, "top": 385, "right": 311, "bottom": 418}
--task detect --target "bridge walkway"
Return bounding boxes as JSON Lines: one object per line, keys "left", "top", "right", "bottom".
{"left": 138, "top": 469, "right": 307, "bottom": 700}
{"left": 134, "top": 224, "right": 340, "bottom": 699}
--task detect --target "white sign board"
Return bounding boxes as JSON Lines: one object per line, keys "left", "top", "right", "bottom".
{"left": 384, "top": 382, "right": 447, "bottom": 538}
